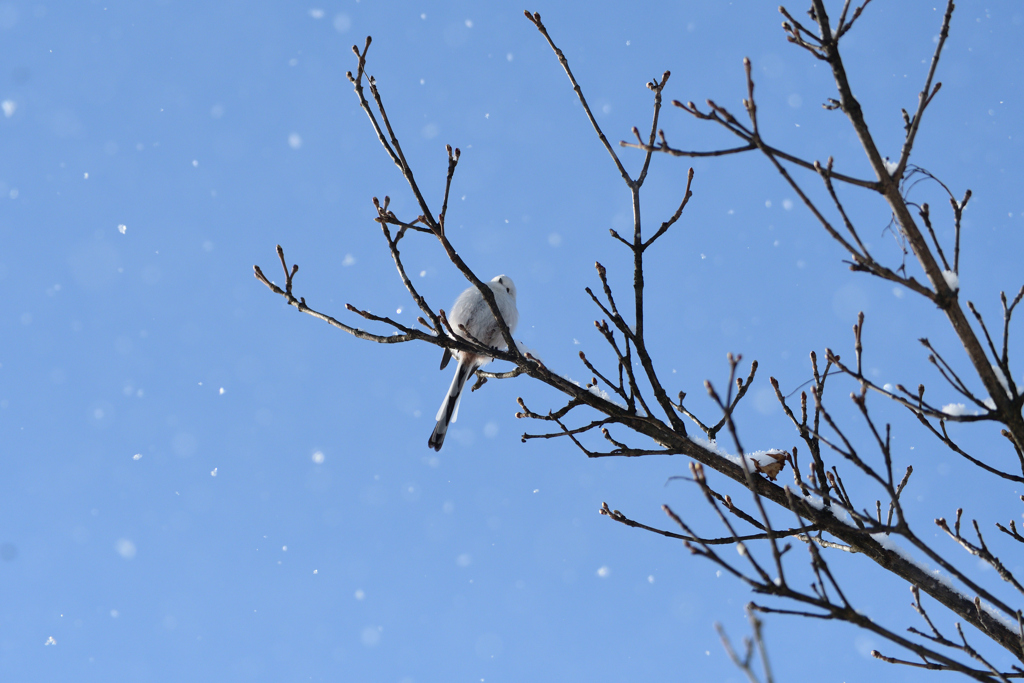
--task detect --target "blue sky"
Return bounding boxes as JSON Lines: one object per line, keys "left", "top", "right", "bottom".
{"left": 2, "top": 2, "right": 1023, "bottom": 681}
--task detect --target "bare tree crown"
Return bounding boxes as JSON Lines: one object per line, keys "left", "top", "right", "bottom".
{"left": 256, "top": 2, "right": 1024, "bottom": 679}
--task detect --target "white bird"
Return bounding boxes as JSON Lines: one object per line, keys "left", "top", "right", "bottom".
{"left": 428, "top": 275, "right": 518, "bottom": 451}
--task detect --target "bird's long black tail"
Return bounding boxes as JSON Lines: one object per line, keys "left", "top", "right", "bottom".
{"left": 427, "top": 359, "right": 476, "bottom": 451}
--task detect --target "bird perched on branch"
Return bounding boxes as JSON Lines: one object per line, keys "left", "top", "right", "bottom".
{"left": 428, "top": 275, "right": 518, "bottom": 451}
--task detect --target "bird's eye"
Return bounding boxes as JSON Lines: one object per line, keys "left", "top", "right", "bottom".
{"left": 506, "top": 287, "right": 510, "bottom": 293}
